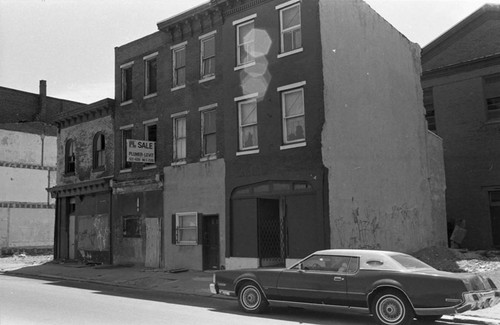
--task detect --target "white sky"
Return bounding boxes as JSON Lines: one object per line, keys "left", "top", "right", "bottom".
{"left": 0, "top": 0, "right": 498, "bottom": 104}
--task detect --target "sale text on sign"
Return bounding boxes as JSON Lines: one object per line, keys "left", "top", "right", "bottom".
{"left": 126, "top": 139, "right": 155, "bottom": 163}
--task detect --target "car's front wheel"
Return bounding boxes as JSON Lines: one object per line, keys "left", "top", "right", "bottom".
{"left": 372, "top": 289, "right": 414, "bottom": 325}
{"left": 237, "top": 282, "right": 268, "bottom": 314}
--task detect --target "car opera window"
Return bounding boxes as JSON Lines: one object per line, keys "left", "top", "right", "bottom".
{"left": 144, "top": 52, "right": 158, "bottom": 97}
{"left": 123, "top": 216, "right": 141, "bottom": 238}
{"left": 65, "top": 139, "right": 75, "bottom": 174}
{"left": 200, "top": 32, "right": 216, "bottom": 80}
{"left": 93, "top": 132, "right": 105, "bottom": 170}
{"left": 175, "top": 212, "right": 198, "bottom": 245}
{"left": 278, "top": 2, "right": 302, "bottom": 54}
{"left": 238, "top": 98, "right": 258, "bottom": 151}
{"left": 172, "top": 43, "right": 186, "bottom": 89}
{"left": 120, "top": 61, "right": 133, "bottom": 104}
{"left": 484, "top": 74, "right": 500, "bottom": 121}
{"left": 281, "top": 87, "right": 305, "bottom": 144}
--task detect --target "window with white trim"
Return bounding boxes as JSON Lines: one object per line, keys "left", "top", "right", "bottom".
{"left": 238, "top": 98, "right": 258, "bottom": 150}
{"left": 173, "top": 45, "right": 186, "bottom": 88}
{"left": 173, "top": 116, "right": 187, "bottom": 161}
{"left": 121, "top": 63, "right": 133, "bottom": 102}
{"left": 144, "top": 121, "right": 157, "bottom": 165}
{"left": 236, "top": 20, "right": 255, "bottom": 66}
{"left": 200, "top": 34, "right": 215, "bottom": 79}
{"left": 121, "top": 127, "right": 133, "bottom": 169}
{"left": 282, "top": 87, "right": 305, "bottom": 144}
{"left": 174, "top": 212, "right": 198, "bottom": 245}
{"left": 279, "top": 3, "right": 302, "bottom": 54}
{"left": 144, "top": 54, "right": 158, "bottom": 96}
{"left": 201, "top": 109, "right": 216, "bottom": 157}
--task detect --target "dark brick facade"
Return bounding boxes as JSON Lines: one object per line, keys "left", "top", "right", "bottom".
{"left": 422, "top": 4, "right": 500, "bottom": 249}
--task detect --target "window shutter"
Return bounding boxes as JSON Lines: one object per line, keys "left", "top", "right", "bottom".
{"left": 198, "top": 213, "right": 203, "bottom": 245}
{"left": 171, "top": 214, "right": 177, "bottom": 244}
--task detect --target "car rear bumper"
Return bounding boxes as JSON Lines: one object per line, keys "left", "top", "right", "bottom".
{"left": 460, "top": 289, "right": 500, "bottom": 312}
{"left": 415, "top": 290, "right": 500, "bottom": 316}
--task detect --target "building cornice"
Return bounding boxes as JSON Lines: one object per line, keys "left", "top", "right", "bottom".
{"left": 51, "top": 98, "right": 115, "bottom": 129}
{"left": 157, "top": 0, "right": 272, "bottom": 43}
{"left": 48, "top": 177, "right": 112, "bottom": 198}
{"left": 422, "top": 53, "right": 500, "bottom": 81}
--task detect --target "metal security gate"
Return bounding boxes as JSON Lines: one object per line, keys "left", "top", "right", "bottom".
{"left": 257, "top": 199, "right": 286, "bottom": 267}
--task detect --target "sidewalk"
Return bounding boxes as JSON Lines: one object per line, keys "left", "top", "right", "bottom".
{"left": 2, "top": 261, "right": 500, "bottom": 324}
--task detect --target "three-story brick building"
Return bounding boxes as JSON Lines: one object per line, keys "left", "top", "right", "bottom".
{"left": 111, "top": 0, "right": 446, "bottom": 271}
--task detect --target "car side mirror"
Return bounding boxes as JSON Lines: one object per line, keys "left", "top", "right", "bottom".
{"left": 298, "top": 263, "right": 304, "bottom": 272}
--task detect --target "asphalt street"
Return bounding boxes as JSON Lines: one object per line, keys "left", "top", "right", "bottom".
{"left": 0, "top": 274, "right": 380, "bottom": 325}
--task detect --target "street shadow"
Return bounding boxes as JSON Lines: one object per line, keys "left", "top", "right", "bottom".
{"left": 2, "top": 271, "right": 442, "bottom": 325}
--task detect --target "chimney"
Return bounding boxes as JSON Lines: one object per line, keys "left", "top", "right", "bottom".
{"left": 39, "top": 80, "right": 47, "bottom": 121}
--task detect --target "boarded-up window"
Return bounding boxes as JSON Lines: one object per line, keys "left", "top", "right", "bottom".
{"left": 484, "top": 74, "right": 500, "bottom": 121}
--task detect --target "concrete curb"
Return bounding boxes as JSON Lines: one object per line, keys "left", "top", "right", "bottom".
{"left": 439, "top": 315, "right": 499, "bottom": 325}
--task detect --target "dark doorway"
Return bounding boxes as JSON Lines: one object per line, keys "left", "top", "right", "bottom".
{"left": 490, "top": 191, "right": 500, "bottom": 247}
{"left": 203, "top": 215, "right": 219, "bottom": 270}
{"left": 257, "top": 198, "right": 284, "bottom": 267}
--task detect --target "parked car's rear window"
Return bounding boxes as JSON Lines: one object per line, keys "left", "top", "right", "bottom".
{"left": 391, "top": 254, "right": 432, "bottom": 270}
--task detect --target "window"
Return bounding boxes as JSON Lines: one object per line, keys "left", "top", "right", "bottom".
{"left": 144, "top": 53, "right": 158, "bottom": 96}
{"left": 279, "top": 2, "right": 302, "bottom": 54}
{"left": 201, "top": 109, "right": 216, "bottom": 157}
{"left": 200, "top": 33, "right": 215, "bottom": 79}
{"left": 484, "top": 74, "right": 500, "bottom": 121}
{"left": 121, "top": 62, "right": 133, "bottom": 103}
{"left": 172, "top": 44, "right": 186, "bottom": 88}
{"left": 173, "top": 116, "right": 187, "bottom": 161}
{"left": 423, "top": 87, "right": 436, "bottom": 131}
{"left": 293, "top": 255, "right": 351, "bottom": 273}
{"left": 144, "top": 121, "right": 157, "bottom": 165}
{"left": 282, "top": 87, "right": 305, "bottom": 144}
{"left": 65, "top": 139, "right": 75, "bottom": 174}
{"left": 121, "top": 127, "right": 133, "bottom": 169}
{"left": 236, "top": 20, "right": 255, "bottom": 66}
{"left": 174, "top": 212, "right": 198, "bottom": 245}
{"left": 123, "top": 216, "right": 141, "bottom": 238}
{"left": 238, "top": 98, "right": 258, "bottom": 151}
{"left": 93, "top": 133, "right": 105, "bottom": 169}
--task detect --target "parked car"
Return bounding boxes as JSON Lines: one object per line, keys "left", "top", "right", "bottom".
{"left": 210, "top": 249, "right": 500, "bottom": 325}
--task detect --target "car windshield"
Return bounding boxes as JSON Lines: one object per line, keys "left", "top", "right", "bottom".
{"left": 391, "top": 254, "right": 433, "bottom": 270}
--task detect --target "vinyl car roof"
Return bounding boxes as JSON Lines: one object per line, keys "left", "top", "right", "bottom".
{"left": 312, "top": 249, "right": 415, "bottom": 271}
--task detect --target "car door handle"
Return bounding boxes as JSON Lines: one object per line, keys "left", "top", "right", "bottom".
{"left": 334, "top": 276, "right": 344, "bottom": 281}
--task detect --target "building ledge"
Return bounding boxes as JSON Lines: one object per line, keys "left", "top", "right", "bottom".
{"left": 48, "top": 177, "right": 112, "bottom": 198}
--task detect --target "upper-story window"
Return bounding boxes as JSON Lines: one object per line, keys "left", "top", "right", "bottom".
{"left": 172, "top": 42, "right": 187, "bottom": 89}
{"left": 484, "top": 74, "right": 500, "bottom": 122}
{"left": 236, "top": 94, "right": 259, "bottom": 152}
{"left": 200, "top": 105, "right": 217, "bottom": 157}
{"left": 121, "top": 126, "right": 133, "bottom": 170}
{"left": 172, "top": 113, "right": 187, "bottom": 162}
{"left": 144, "top": 119, "right": 158, "bottom": 166}
{"left": 234, "top": 15, "right": 256, "bottom": 67}
{"left": 65, "top": 139, "right": 75, "bottom": 174}
{"left": 200, "top": 32, "right": 216, "bottom": 80}
{"left": 120, "top": 61, "right": 134, "bottom": 104}
{"left": 423, "top": 87, "right": 436, "bottom": 131}
{"left": 93, "top": 133, "right": 106, "bottom": 170}
{"left": 144, "top": 52, "right": 158, "bottom": 97}
{"left": 278, "top": 1, "right": 302, "bottom": 55}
